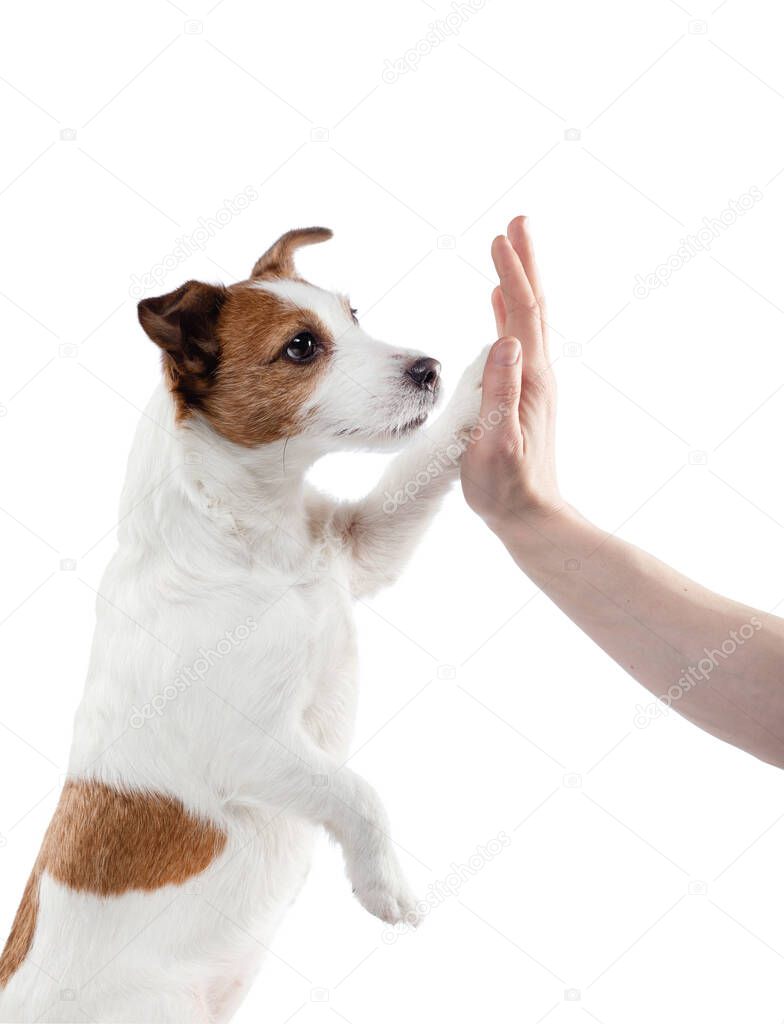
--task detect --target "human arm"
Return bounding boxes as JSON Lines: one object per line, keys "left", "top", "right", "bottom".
{"left": 461, "top": 217, "right": 784, "bottom": 767}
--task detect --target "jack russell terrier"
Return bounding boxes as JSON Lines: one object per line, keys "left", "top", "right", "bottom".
{"left": 0, "top": 228, "right": 487, "bottom": 1022}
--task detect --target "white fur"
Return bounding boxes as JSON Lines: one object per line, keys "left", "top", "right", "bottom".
{"left": 0, "top": 279, "right": 486, "bottom": 1023}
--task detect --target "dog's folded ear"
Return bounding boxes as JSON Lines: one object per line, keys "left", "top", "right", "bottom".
{"left": 251, "top": 226, "right": 332, "bottom": 279}
{"left": 137, "top": 281, "right": 227, "bottom": 411}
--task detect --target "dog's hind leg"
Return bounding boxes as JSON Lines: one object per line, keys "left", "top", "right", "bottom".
{"left": 207, "top": 973, "right": 256, "bottom": 1023}
{"left": 205, "top": 950, "right": 263, "bottom": 1024}
{"left": 34, "top": 990, "right": 210, "bottom": 1024}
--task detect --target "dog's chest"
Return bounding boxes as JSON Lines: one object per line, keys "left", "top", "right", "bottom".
{"left": 245, "top": 558, "right": 358, "bottom": 741}
{"left": 295, "top": 570, "right": 354, "bottom": 662}
{"left": 296, "top": 573, "right": 358, "bottom": 741}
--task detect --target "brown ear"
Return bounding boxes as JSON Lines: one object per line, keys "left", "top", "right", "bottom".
{"left": 137, "top": 281, "right": 227, "bottom": 412}
{"left": 251, "top": 226, "right": 333, "bottom": 279}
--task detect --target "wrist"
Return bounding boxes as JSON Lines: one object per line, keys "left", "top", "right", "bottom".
{"left": 486, "top": 497, "right": 569, "bottom": 544}
{"left": 491, "top": 503, "right": 595, "bottom": 572}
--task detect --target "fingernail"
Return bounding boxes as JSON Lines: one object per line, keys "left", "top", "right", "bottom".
{"left": 493, "top": 339, "right": 520, "bottom": 365}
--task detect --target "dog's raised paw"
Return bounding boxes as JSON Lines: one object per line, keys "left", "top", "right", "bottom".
{"left": 435, "top": 344, "right": 490, "bottom": 442}
{"left": 452, "top": 344, "right": 491, "bottom": 401}
{"left": 354, "top": 881, "right": 421, "bottom": 926}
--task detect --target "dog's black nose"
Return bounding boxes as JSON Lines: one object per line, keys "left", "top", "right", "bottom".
{"left": 406, "top": 357, "right": 441, "bottom": 392}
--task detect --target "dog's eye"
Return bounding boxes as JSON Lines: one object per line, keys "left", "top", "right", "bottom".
{"left": 284, "top": 332, "right": 318, "bottom": 363}
{"left": 350, "top": 306, "right": 358, "bottom": 324}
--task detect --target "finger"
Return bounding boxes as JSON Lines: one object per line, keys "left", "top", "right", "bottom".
{"left": 508, "top": 216, "right": 549, "bottom": 362}
{"left": 491, "top": 286, "right": 506, "bottom": 337}
{"left": 491, "top": 234, "right": 535, "bottom": 309}
{"left": 490, "top": 235, "right": 546, "bottom": 370}
{"left": 479, "top": 337, "right": 523, "bottom": 448}
{"left": 507, "top": 216, "right": 544, "bottom": 310}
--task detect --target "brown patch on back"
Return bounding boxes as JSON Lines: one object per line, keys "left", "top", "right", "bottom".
{"left": 44, "top": 780, "right": 227, "bottom": 894}
{"left": 0, "top": 781, "right": 226, "bottom": 987}
{"left": 0, "top": 861, "right": 42, "bottom": 987}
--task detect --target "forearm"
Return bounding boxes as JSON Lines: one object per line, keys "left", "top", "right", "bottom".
{"left": 339, "top": 348, "right": 485, "bottom": 597}
{"left": 497, "top": 507, "right": 784, "bottom": 766}
{"left": 338, "top": 432, "right": 461, "bottom": 596}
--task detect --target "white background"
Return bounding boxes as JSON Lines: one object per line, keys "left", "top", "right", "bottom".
{"left": 2, "top": 0, "right": 784, "bottom": 1021}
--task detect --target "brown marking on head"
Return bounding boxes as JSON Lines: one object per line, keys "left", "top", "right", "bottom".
{"left": 0, "top": 780, "right": 226, "bottom": 987}
{"left": 138, "top": 280, "right": 227, "bottom": 419}
{"left": 138, "top": 227, "right": 336, "bottom": 445}
{"left": 204, "top": 284, "right": 333, "bottom": 447}
{"left": 251, "top": 226, "right": 332, "bottom": 280}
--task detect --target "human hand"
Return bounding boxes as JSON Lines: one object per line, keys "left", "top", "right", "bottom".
{"left": 461, "top": 217, "right": 564, "bottom": 538}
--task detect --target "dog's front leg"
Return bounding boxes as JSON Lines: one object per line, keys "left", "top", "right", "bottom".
{"left": 260, "top": 735, "right": 419, "bottom": 925}
{"left": 333, "top": 347, "right": 491, "bottom": 598}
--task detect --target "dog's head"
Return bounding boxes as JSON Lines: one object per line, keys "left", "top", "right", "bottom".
{"left": 137, "top": 228, "right": 441, "bottom": 452}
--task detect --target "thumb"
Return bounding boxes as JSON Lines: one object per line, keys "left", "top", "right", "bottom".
{"left": 479, "top": 337, "right": 523, "bottom": 445}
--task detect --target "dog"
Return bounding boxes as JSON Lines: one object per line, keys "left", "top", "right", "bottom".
{"left": 0, "top": 228, "right": 486, "bottom": 1022}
